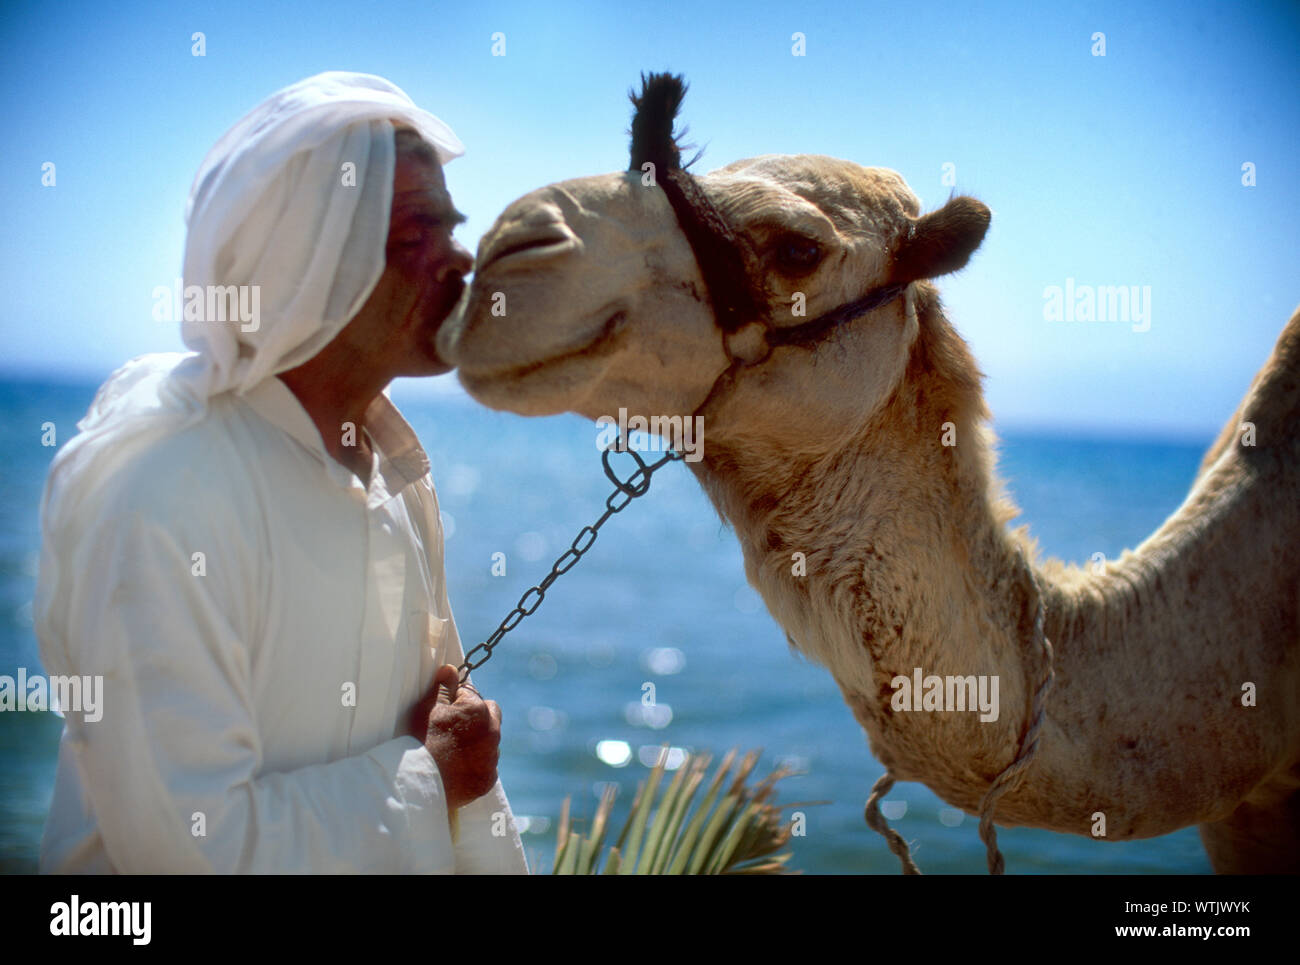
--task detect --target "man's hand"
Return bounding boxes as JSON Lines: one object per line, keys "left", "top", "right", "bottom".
{"left": 408, "top": 665, "right": 501, "bottom": 811}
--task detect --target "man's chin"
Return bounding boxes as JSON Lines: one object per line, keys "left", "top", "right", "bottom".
{"left": 424, "top": 358, "right": 455, "bottom": 377}
{"left": 423, "top": 315, "right": 459, "bottom": 372}
{"left": 420, "top": 287, "right": 468, "bottom": 370}
{"left": 401, "top": 339, "right": 455, "bottom": 377}
{"left": 398, "top": 303, "right": 459, "bottom": 377}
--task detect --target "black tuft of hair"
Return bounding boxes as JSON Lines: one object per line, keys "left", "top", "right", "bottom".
{"left": 628, "top": 72, "right": 700, "bottom": 173}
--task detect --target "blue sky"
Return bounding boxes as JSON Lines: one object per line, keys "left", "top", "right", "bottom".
{"left": 2, "top": 0, "right": 1297, "bottom": 436}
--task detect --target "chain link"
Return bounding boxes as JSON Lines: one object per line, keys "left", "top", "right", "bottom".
{"left": 457, "top": 437, "right": 685, "bottom": 681}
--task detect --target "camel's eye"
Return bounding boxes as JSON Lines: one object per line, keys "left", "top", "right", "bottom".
{"left": 774, "top": 235, "right": 823, "bottom": 274}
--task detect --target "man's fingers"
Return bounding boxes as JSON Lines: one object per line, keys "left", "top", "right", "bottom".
{"left": 454, "top": 679, "right": 485, "bottom": 705}
{"left": 434, "top": 664, "right": 459, "bottom": 705}
{"left": 452, "top": 684, "right": 500, "bottom": 732}
{"left": 419, "top": 670, "right": 502, "bottom": 809}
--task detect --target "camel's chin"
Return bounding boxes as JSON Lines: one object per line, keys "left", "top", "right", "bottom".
{"left": 456, "top": 370, "right": 569, "bottom": 417}
{"left": 447, "top": 299, "right": 630, "bottom": 416}
{"left": 455, "top": 351, "right": 606, "bottom": 419}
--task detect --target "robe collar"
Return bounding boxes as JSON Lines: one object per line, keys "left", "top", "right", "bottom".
{"left": 240, "top": 376, "right": 432, "bottom": 497}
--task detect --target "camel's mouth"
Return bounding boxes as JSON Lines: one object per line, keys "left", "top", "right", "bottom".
{"left": 441, "top": 205, "right": 624, "bottom": 394}
{"left": 453, "top": 302, "right": 627, "bottom": 390}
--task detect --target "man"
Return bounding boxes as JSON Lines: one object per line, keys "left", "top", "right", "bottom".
{"left": 34, "top": 72, "right": 527, "bottom": 873}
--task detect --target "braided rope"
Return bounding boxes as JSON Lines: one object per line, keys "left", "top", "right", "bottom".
{"left": 863, "top": 772, "right": 921, "bottom": 875}
{"left": 865, "top": 550, "right": 1055, "bottom": 875}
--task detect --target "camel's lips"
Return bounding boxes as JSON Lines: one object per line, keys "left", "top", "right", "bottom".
{"left": 454, "top": 304, "right": 627, "bottom": 387}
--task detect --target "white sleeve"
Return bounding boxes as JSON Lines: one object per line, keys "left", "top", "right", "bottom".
{"left": 42, "top": 505, "right": 457, "bottom": 874}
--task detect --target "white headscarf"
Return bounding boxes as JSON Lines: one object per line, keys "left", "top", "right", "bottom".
{"left": 36, "top": 71, "right": 463, "bottom": 653}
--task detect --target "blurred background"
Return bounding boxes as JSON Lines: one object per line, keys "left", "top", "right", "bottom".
{"left": 2, "top": 0, "right": 1297, "bottom": 873}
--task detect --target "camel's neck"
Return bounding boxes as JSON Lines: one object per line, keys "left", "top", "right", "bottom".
{"left": 693, "top": 355, "right": 1051, "bottom": 810}
{"left": 688, "top": 298, "right": 1264, "bottom": 838}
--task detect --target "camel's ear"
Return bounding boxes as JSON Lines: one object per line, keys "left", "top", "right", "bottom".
{"left": 890, "top": 196, "right": 990, "bottom": 283}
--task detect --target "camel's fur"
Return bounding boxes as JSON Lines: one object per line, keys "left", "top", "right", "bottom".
{"left": 439, "top": 153, "right": 1300, "bottom": 872}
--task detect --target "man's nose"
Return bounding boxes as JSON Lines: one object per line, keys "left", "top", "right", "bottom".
{"left": 437, "top": 239, "right": 474, "bottom": 283}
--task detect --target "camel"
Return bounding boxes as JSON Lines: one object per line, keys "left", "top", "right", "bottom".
{"left": 437, "top": 75, "right": 1300, "bottom": 873}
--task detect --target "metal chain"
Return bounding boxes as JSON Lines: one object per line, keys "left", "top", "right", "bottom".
{"left": 457, "top": 436, "right": 685, "bottom": 681}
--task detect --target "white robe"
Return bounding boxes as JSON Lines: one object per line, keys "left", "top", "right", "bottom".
{"left": 38, "top": 376, "right": 528, "bottom": 874}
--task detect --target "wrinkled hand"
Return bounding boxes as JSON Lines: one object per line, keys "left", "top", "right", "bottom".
{"left": 408, "top": 665, "right": 502, "bottom": 811}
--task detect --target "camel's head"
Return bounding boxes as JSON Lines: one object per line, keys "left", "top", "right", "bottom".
{"left": 439, "top": 74, "right": 990, "bottom": 453}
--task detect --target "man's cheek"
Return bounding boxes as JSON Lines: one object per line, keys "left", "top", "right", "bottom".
{"left": 398, "top": 248, "right": 438, "bottom": 290}
{"left": 383, "top": 255, "right": 427, "bottom": 305}
{"left": 385, "top": 244, "right": 431, "bottom": 275}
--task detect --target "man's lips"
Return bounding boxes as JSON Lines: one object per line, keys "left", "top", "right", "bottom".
{"left": 433, "top": 276, "right": 466, "bottom": 324}
{"left": 409, "top": 277, "right": 468, "bottom": 366}
{"left": 421, "top": 276, "right": 466, "bottom": 343}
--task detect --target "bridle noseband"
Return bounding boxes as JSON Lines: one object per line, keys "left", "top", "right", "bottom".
{"left": 630, "top": 73, "right": 908, "bottom": 417}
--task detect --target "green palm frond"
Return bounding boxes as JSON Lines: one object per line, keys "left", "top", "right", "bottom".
{"left": 552, "top": 747, "right": 798, "bottom": 874}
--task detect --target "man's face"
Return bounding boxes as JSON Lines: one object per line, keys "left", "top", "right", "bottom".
{"left": 354, "top": 141, "right": 473, "bottom": 376}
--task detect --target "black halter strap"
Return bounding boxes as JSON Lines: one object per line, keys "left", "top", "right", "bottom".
{"left": 657, "top": 163, "right": 907, "bottom": 369}
{"left": 630, "top": 72, "right": 907, "bottom": 397}
{"left": 765, "top": 282, "right": 909, "bottom": 351}
{"left": 658, "top": 168, "right": 768, "bottom": 336}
